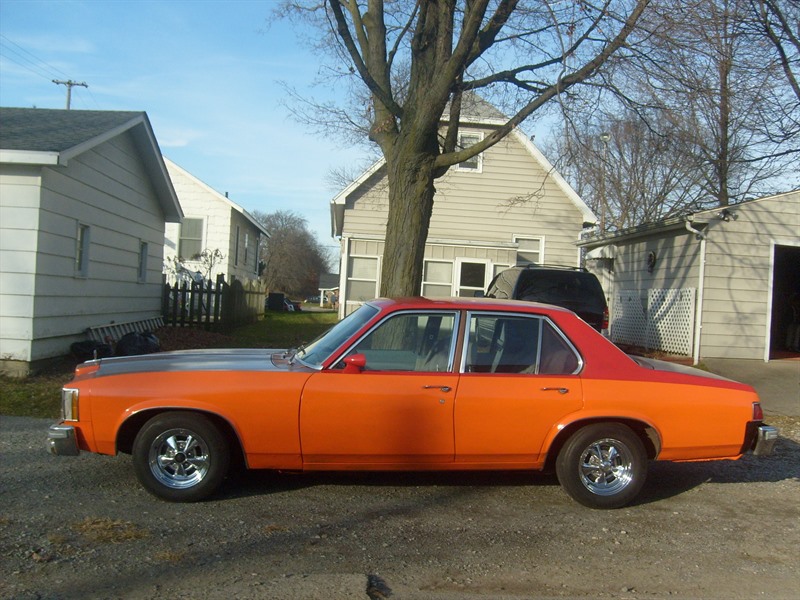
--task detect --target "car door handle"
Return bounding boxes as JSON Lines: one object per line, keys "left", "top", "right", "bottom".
{"left": 423, "top": 385, "right": 452, "bottom": 393}
{"left": 541, "top": 387, "right": 569, "bottom": 395}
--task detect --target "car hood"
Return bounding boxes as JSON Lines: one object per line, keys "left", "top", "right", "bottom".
{"left": 87, "top": 348, "right": 305, "bottom": 377}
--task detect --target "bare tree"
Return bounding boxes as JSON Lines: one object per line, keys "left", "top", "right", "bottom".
{"left": 279, "top": 1, "right": 651, "bottom": 296}
{"left": 551, "top": 108, "right": 705, "bottom": 231}
{"left": 253, "top": 210, "right": 331, "bottom": 298}
{"left": 552, "top": 0, "right": 799, "bottom": 225}
{"left": 624, "top": 0, "right": 799, "bottom": 206}
{"left": 749, "top": 0, "right": 800, "bottom": 100}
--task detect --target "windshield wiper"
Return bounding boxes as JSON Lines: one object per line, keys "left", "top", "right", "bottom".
{"left": 287, "top": 342, "right": 307, "bottom": 365}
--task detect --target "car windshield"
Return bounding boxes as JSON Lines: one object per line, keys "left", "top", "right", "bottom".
{"left": 293, "top": 303, "right": 379, "bottom": 368}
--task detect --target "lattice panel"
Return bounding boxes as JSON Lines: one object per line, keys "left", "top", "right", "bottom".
{"left": 646, "top": 288, "right": 695, "bottom": 355}
{"left": 612, "top": 288, "right": 695, "bottom": 356}
{"left": 612, "top": 292, "right": 648, "bottom": 347}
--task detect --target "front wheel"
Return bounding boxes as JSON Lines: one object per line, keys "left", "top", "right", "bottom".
{"left": 132, "top": 412, "right": 230, "bottom": 502}
{"left": 555, "top": 423, "right": 647, "bottom": 509}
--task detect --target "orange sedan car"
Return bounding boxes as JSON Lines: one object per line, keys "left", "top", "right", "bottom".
{"left": 48, "top": 298, "right": 778, "bottom": 508}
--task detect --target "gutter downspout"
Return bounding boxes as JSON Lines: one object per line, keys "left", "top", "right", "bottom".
{"left": 685, "top": 218, "right": 707, "bottom": 365}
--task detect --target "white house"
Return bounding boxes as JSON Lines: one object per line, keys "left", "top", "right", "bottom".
{"left": 0, "top": 108, "right": 182, "bottom": 376}
{"left": 163, "top": 158, "right": 269, "bottom": 284}
{"left": 579, "top": 191, "right": 800, "bottom": 362}
{"left": 330, "top": 97, "right": 596, "bottom": 317}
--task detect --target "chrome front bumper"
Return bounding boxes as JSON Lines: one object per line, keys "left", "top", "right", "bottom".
{"left": 752, "top": 425, "right": 779, "bottom": 456}
{"left": 47, "top": 424, "right": 80, "bottom": 456}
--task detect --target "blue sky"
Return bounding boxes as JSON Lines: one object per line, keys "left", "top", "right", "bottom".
{"left": 0, "top": 0, "right": 368, "bottom": 249}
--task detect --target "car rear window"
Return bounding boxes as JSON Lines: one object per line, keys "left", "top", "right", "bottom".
{"left": 517, "top": 271, "right": 605, "bottom": 311}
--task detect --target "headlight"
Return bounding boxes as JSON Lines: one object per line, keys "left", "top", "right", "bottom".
{"left": 61, "top": 388, "right": 79, "bottom": 421}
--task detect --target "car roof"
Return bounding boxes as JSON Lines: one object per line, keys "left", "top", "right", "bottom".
{"left": 367, "top": 296, "right": 576, "bottom": 316}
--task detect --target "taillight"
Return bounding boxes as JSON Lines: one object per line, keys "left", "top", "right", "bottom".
{"left": 752, "top": 402, "right": 764, "bottom": 421}
{"left": 601, "top": 307, "right": 609, "bottom": 330}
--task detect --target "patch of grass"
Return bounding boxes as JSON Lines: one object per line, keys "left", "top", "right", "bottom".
{"left": 0, "top": 312, "right": 340, "bottom": 419}
{"left": 73, "top": 517, "right": 149, "bottom": 543}
{"left": 232, "top": 311, "right": 338, "bottom": 348}
{"left": 0, "top": 370, "right": 73, "bottom": 419}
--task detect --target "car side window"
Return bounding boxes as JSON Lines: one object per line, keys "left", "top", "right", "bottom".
{"left": 465, "top": 314, "right": 580, "bottom": 375}
{"left": 539, "top": 321, "right": 580, "bottom": 374}
{"left": 347, "top": 312, "right": 457, "bottom": 372}
{"left": 465, "top": 315, "right": 540, "bottom": 374}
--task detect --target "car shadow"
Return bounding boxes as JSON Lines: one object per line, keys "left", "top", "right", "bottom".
{"left": 217, "top": 436, "right": 799, "bottom": 505}
{"left": 633, "top": 435, "right": 800, "bottom": 506}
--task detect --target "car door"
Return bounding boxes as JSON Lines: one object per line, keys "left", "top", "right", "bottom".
{"left": 300, "top": 311, "right": 460, "bottom": 466}
{"left": 454, "top": 313, "right": 584, "bottom": 466}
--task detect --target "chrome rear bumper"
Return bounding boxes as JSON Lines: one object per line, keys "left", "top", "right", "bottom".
{"left": 752, "top": 425, "right": 779, "bottom": 456}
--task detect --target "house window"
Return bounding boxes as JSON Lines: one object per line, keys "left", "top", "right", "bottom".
{"left": 515, "top": 236, "right": 543, "bottom": 266}
{"left": 422, "top": 260, "right": 453, "bottom": 297}
{"left": 244, "top": 232, "right": 249, "bottom": 265}
{"left": 138, "top": 241, "right": 148, "bottom": 283}
{"left": 456, "top": 132, "right": 483, "bottom": 172}
{"left": 346, "top": 256, "right": 379, "bottom": 310}
{"left": 179, "top": 218, "right": 203, "bottom": 260}
{"left": 75, "top": 224, "right": 90, "bottom": 277}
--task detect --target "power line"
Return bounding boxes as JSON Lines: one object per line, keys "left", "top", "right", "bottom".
{"left": 0, "top": 34, "right": 69, "bottom": 81}
{"left": 1, "top": 34, "right": 95, "bottom": 109}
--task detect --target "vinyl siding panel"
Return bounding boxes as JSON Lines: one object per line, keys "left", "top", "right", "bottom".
{"left": 164, "top": 160, "right": 263, "bottom": 283}
{"left": 341, "top": 128, "right": 587, "bottom": 269}
{"left": 698, "top": 192, "right": 800, "bottom": 359}
{"left": 0, "top": 165, "right": 41, "bottom": 361}
{"left": 31, "top": 133, "right": 167, "bottom": 355}
{"left": 590, "top": 191, "right": 799, "bottom": 361}
{"left": 612, "top": 231, "right": 702, "bottom": 293}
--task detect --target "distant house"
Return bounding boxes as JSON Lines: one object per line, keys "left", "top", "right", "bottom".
{"left": 579, "top": 191, "right": 800, "bottom": 362}
{"left": 163, "top": 158, "right": 269, "bottom": 284}
{"left": 0, "top": 107, "right": 182, "bottom": 376}
{"left": 317, "top": 272, "right": 340, "bottom": 307}
{"left": 330, "top": 97, "right": 595, "bottom": 317}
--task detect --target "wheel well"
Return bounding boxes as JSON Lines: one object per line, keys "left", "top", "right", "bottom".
{"left": 117, "top": 409, "right": 245, "bottom": 467}
{"left": 543, "top": 418, "right": 660, "bottom": 472}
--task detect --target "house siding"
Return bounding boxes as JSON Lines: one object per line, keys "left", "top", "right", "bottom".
{"left": 699, "top": 192, "right": 799, "bottom": 360}
{"left": 585, "top": 190, "right": 800, "bottom": 361}
{"left": 337, "top": 127, "right": 590, "bottom": 315}
{"left": 164, "top": 159, "right": 263, "bottom": 283}
{"left": 341, "top": 128, "right": 586, "bottom": 271}
{"left": 0, "top": 165, "right": 42, "bottom": 362}
{"left": 11, "top": 133, "right": 166, "bottom": 364}
{"left": 610, "top": 230, "right": 703, "bottom": 293}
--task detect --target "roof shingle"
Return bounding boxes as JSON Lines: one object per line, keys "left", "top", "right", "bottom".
{"left": 0, "top": 107, "right": 143, "bottom": 152}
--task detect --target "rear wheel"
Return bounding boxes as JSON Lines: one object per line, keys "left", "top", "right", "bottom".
{"left": 132, "top": 412, "right": 229, "bottom": 502}
{"left": 555, "top": 423, "right": 647, "bottom": 509}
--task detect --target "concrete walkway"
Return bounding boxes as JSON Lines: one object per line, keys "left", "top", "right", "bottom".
{"left": 704, "top": 358, "right": 800, "bottom": 417}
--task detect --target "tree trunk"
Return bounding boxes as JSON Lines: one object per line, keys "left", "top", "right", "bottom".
{"left": 380, "top": 147, "right": 438, "bottom": 297}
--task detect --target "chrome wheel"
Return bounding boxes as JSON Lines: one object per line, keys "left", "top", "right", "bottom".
{"left": 133, "top": 412, "right": 230, "bottom": 502}
{"left": 556, "top": 423, "right": 647, "bottom": 509}
{"left": 149, "top": 428, "right": 210, "bottom": 489}
{"left": 578, "top": 438, "right": 635, "bottom": 496}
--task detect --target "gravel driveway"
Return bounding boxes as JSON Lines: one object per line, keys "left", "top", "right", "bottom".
{"left": 2, "top": 415, "right": 798, "bottom": 599}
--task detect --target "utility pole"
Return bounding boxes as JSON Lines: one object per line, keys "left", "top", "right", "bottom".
{"left": 52, "top": 79, "right": 88, "bottom": 110}
{"left": 599, "top": 132, "right": 611, "bottom": 233}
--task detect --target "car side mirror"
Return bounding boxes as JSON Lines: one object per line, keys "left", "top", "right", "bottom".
{"left": 343, "top": 353, "right": 367, "bottom": 374}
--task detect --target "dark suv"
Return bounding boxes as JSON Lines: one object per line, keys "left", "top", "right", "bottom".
{"left": 486, "top": 265, "right": 608, "bottom": 332}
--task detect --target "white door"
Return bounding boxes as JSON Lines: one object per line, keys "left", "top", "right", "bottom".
{"left": 455, "top": 258, "right": 491, "bottom": 297}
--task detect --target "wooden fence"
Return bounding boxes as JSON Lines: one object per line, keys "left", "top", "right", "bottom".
{"left": 162, "top": 274, "right": 266, "bottom": 331}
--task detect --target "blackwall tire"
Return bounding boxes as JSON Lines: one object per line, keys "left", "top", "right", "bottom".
{"left": 132, "top": 412, "right": 230, "bottom": 502}
{"left": 555, "top": 423, "right": 647, "bottom": 509}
